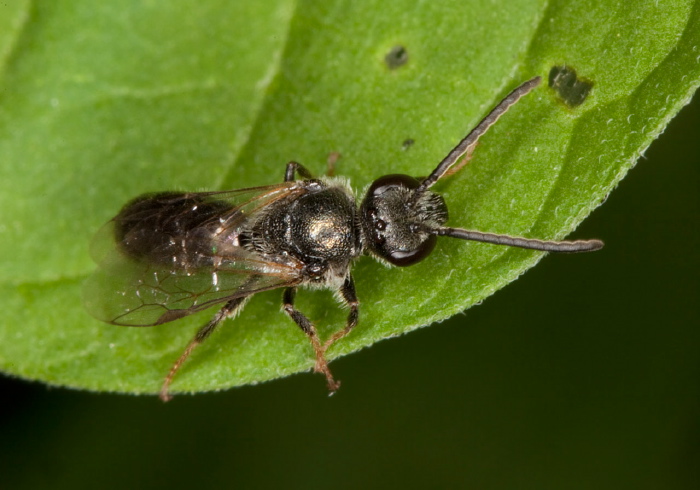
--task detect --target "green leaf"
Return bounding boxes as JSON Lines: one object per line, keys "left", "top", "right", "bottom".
{"left": 1, "top": 0, "right": 698, "bottom": 396}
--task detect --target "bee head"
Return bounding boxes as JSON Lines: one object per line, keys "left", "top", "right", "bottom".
{"left": 359, "top": 174, "right": 448, "bottom": 266}
{"left": 358, "top": 78, "right": 601, "bottom": 265}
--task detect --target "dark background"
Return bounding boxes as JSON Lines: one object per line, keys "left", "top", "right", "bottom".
{"left": 1, "top": 94, "right": 698, "bottom": 489}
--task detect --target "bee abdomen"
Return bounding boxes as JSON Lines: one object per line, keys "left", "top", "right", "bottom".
{"left": 114, "top": 192, "right": 228, "bottom": 268}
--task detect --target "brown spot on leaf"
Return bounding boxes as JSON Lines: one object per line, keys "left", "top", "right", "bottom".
{"left": 385, "top": 45, "right": 409, "bottom": 69}
{"left": 548, "top": 66, "right": 593, "bottom": 107}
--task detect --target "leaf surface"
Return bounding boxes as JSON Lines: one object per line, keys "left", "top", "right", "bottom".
{"left": 0, "top": 0, "right": 698, "bottom": 395}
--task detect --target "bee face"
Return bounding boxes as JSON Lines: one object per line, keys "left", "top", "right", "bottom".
{"left": 359, "top": 174, "right": 447, "bottom": 266}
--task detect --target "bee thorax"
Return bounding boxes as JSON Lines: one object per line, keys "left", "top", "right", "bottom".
{"left": 245, "top": 182, "right": 360, "bottom": 282}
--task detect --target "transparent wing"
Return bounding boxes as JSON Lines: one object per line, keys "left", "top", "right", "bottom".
{"left": 89, "top": 183, "right": 304, "bottom": 266}
{"left": 84, "top": 243, "right": 303, "bottom": 326}
{"left": 84, "top": 182, "right": 307, "bottom": 326}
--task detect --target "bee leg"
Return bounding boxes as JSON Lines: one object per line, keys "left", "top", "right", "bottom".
{"left": 326, "top": 152, "right": 341, "bottom": 177}
{"left": 160, "top": 296, "right": 247, "bottom": 402}
{"left": 282, "top": 287, "right": 340, "bottom": 393}
{"left": 323, "top": 275, "right": 359, "bottom": 353}
{"left": 284, "top": 161, "right": 314, "bottom": 182}
{"left": 442, "top": 141, "right": 477, "bottom": 177}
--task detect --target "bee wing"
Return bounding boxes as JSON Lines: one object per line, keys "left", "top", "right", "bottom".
{"left": 85, "top": 182, "right": 307, "bottom": 326}
{"left": 84, "top": 244, "right": 303, "bottom": 326}
{"left": 89, "top": 182, "right": 304, "bottom": 266}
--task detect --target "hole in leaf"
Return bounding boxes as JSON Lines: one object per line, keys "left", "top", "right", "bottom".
{"left": 385, "top": 45, "right": 409, "bottom": 69}
{"left": 548, "top": 65, "right": 593, "bottom": 107}
{"left": 402, "top": 138, "right": 415, "bottom": 150}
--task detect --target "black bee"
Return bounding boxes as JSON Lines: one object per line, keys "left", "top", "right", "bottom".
{"left": 84, "top": 76, "right": 603, "bottom": 401}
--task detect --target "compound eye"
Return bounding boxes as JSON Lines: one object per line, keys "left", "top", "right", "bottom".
{"left": 361, "top": 174, "right": 437, "bottom": 267}
{"left": 382, "top": 233, "right": 437, "bottom": 266}
{"left": 366, "top": 174, "right": 421, "bottom": 196}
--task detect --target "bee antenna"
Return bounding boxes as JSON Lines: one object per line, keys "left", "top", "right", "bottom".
{"left": 432, "top": 227, "right": 604, "bottom": 253}
{"left": 414, "top": 76, "right": 542, "bottom": 196}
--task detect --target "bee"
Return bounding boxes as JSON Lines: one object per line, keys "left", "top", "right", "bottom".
{"left": 84, "top": 76, "right": 603, "bottom": 401}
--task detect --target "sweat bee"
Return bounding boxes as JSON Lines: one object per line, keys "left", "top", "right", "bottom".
{"left": 84, "top": 76, "right": 603, "bottom": 401}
